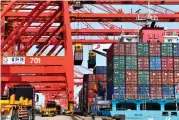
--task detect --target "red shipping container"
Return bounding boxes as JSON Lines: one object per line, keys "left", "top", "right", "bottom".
{"left": 95, "top": 74, "right": 106, "bottom": 82}
{"left": 150, "top": 85, "right": 162, "bottom": 99}
{"left": 88, "top": 98, "right": 93, "bottom": 105}
{"left": 88, "top": 74, "right": 96, "bottom": 82}
{"left": 125, "top": 43, "right": 137, "bottom": 56}
{"left": 126, "top": 85, "right": 137, "bottom": 99}
{"left": 138, "top": 57, "right": 149, "bottom": 70}
{"left": 162, "top": 71, "right": 174, "bottom": 85}
{"left": 107, "top": 43, "right": 125, "bottom": 60}
{"left": 126, "top": 71, "right": 137, "bottom": 84}
{"left": 162, "top": 57, "right": 173, "bottom": 70}
{"left": 150, "top": 71, "right": 162, "bottom": 84}
{"left": 88, "top": 90, "right": 96, "bottom": 98}
{"left": 149, "top": 43, "right": 161, "bottom": 56}
{"left": 174, "top": 57, "right": 179, "bottom": 70}
{"left": 174, "top": 71, "right": 179, "bottom": 84}
{"left": 88, "top": 81, "right": 97, "bottom": 90}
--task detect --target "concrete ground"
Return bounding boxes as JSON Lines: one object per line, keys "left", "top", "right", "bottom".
{"left": 35, "top": 115, "right": 73, "bottom": 120}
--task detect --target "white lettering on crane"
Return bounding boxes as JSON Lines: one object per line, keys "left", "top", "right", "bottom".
{"left": 30, "top": 57, "right": 41, "bottom": 64}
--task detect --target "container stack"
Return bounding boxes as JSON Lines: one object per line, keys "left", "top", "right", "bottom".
{"left": 107, "top": 43, "right": 179, "bottom": 100}
{"left": 81, "top": 67, "right": 107, "bottom": 112}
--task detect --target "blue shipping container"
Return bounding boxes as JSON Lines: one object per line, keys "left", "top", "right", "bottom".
{"left": 150, "top": 57, "right": 161, "bottom": 70}
{"left": 93, "top": 66, "right": 107, "bottom": 74}
{"left": 138, "top": 85, "right": 150, "bottom": 99}
{"left": 113, "top": 85, "right": 126, "bottom": 99}
{"left": 173, "top": 43, "right": 179, "bottom": 56}
{"left": 162, "top": 85, "right": 175, "bottom": 99}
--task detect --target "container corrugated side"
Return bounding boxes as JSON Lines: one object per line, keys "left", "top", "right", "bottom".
{"left": 126, "top": 70, "right": 137, "bottom": 84}
{"left": 138, "top": 71, "right": 150, "bottom": 84}
{"left": 138, "top": 57, "right": 149, "bottom": 70}
{"left": 126, "top": 56, "right": 137, "bottom": 70}
{"left": 173, "top": 43, "right": 179, "bottom": 56}
{"left": 150, "top": 85, "right": 162, "bottom": 99}
{"left": 174, "top": 57, "right": 179, "bottom": 70}
{"left": 126, "top": 85, "right": 137, "bottom": 99}
{"left": 138, "top": 85, "right": 150, "bottom": 99}
{"left": 113, "top": 85, "right": 126, "bottom": 100}
{"left": 125, "top": 43, "right": 137, "bottom": 56}
{"left": 137, "top": 43, "right": 149, "bottom": 56}
{"left": 149, "top": 43, "right": 161, "bottom": 56}
{"left": 161, "top": 43, "right": 173, "bottom": 56}
{"left": 150, "top": 71, "right": 162, "bottom": 84}
{"left": 150, "top": 57, "right": 161, "bottom": 70}
{"left": 174, "top": 71, "right": 179, "bottom": 84}
{"left": 162, "top": 71, "right": 174, "bottom": 85}
{"left": 162, "top": 85, "right": 175, "bottom": 99}
{"left": 162, "top": 57, "right": 173, "bottom": 70}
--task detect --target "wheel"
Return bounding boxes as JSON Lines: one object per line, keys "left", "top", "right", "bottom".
{"left": 11, "top": 110, "right": 16, "bottom": 120}
{"left": 14, "top": 110, "right": 18, "bottom": 120}
{"left": 27, "top": 110, "right": 32, "bottom": 120}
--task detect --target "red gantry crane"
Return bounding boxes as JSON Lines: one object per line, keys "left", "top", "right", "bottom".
{"left": 1, "top": 0, "right": 179, "bottom": 110}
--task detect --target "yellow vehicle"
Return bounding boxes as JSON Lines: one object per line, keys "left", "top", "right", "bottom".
{"left": 1, "top": 85, "right": 38, "bottom": 120}
{"left": 41, "top": 101, "right": 57, "bottom": 117}
{"left": 66, "top": 102, "right": 74, "bottom": 116}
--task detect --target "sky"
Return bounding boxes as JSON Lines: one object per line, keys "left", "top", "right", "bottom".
{"left": 34, "top": 4, "right": 179, "bottom": 106}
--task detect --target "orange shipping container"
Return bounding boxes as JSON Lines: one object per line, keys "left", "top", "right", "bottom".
{"left": 162, "top": 71, "right": 174, "bottom": 85}
{"left": 174, "top": 71, "right": 179, "bottom": 84}
{"left": 126, "top": 85, "right": 137, "bottom": 99}
{"left": 174, "top": 57, "right": 179, "bottom": 70}
{"left": 150, "top": 85, "right": 162, "bottom": 99}
{"left": 95, "top": 74, "right": 106, "bottom": 82}
{"left": 150, "top": 71, "right": 162, "bottom": 85}
{"left": 88, "top": 90, "right": 96, "bottom": 98}
{"left": 88, "top": 98, "right": 93, "bottom": 105}
{"left": 126, "top": 71, "right": 137, "bottom": 84}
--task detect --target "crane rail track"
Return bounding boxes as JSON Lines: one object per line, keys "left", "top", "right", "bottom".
{"left": 71, "top": 114, "right": 85, "bottom": 120}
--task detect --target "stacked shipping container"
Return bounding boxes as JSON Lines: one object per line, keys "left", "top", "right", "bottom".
{"left": 107, "top": 43, "right": 179, "bottom": 100}
{"left": 81, "top": 66, "right": 107, "bottom": 112}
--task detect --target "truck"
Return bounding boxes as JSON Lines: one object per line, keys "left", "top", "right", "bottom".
{"left": 0, "top": 85, "right": 39, "bottom": 120}
{"left": 41, "top": 101, "right": 57, "bottom": 117}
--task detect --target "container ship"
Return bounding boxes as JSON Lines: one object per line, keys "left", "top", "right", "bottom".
{"left": 78, "top": 25, "right": 179, "bottom": 120}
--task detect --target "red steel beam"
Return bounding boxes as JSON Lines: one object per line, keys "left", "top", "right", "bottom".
{"left": 22, "top": 28, "right": 179, "bottom": 36}
{"left": 18, "top": 9, "right": 62, "bottom": 55}
{"left": 78, "top": 0, "right": 179, "bottom": 5}
{"left": 1, "top": 1, "right": 16, "bottom": 18}
{"left": 35, "top": 87, "right": 66, "bottom": 92}
{"left": 21, "top": 39, "right": 118, "bottom": 44}
{"left": 1, "top": 76, "right": 66, "bottom": 82}
{"left": 70, "top": 13, "right": 179, "bottom": 22}
{"left": 1, "top": 1, "right": 46, "bottom": 50}
{"left": 34, "top": 26, "right": 64, "bottom": 56}
{"left": 9, "top": 83, "right": 67, "bottom": 87}
{"left": 62, "top": 1, "right": 74, "bottom": 102}
{"left": 1, "top": 56, "right": 66, "bottom": 65}
{"left": 5, "top": 13, "right": 179, "bottom": 22}
{"left": 1, "top": 66, "right": 66, "bottom": 74}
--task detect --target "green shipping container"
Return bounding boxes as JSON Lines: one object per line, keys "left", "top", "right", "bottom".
{"left": 138, "top": 43, "right": 149, "bottom": 56}
{"left": 138, "top": 71, "right": 150, "bottom": 84}
{"left": 108, "top": 70, "right": 125, "bottom": 85}
{"left": 126, "top": 56, "right": 137, "bottom": 70}
{"left": 161, "top": 43, "right": 173, "bottom": 56}
{"left": 107, "top": 56, "right": 125, "bottom": 72}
